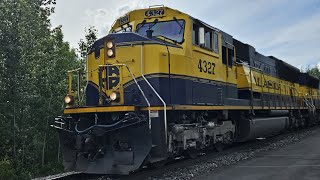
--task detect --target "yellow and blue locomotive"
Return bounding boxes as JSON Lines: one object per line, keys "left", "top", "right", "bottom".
{"left": 52, "top": 6, "right": 320, "bottom": 175}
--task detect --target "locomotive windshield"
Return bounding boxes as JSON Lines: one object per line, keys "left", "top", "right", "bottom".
{"left": 136, "top": 19, "right": 185, "bottom": 43}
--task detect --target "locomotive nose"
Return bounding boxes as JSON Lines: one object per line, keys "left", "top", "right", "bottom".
{"left": 69, "top": 122, "right": 152, "bottom": 175}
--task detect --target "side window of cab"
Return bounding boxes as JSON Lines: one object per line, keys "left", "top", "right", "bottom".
{"left": 192, "top": 24, "right": 199, "bottom": 45}
{"left": 213, "top": 32, "right": 219, "bottom": 53}
{"left": 192, "top": 23, "right": 219, "bottom": 54}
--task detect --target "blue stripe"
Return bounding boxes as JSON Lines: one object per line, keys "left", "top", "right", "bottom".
{"left": 86, "top": 75, "right": 238, "bottom": 107}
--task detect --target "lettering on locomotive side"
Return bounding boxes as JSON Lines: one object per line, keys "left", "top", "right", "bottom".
{"left": 198, "top": 59, "right": 216, "bottom": 75}
{"left": 254, "top": 76, "right": 281, "bottom": 90}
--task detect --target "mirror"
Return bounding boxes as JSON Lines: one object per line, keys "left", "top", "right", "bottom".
{"left": 199, "top": 27, "right": 205, "bottom": 45}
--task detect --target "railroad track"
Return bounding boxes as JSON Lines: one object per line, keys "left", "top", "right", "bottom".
{"left": 36, "top": 126, "right": 319, "bottom": 180}
{"left": 33, "top": 171, "right": 103, "bottom": 180}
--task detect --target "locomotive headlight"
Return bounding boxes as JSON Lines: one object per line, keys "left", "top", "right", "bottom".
{"left": 64, "top": 95, "right": 74, "bottom": 105}
{"left": 110, "top": 92, "right": 120, "bottom": 101}
{"left": 105, "top": 39, "right": 115, "bottom": 58}
{"left": 107, "top": 49, "right": 114, "bottom": 57}
{"left": 106, "top": 41, "right": 114, "bottom": 49}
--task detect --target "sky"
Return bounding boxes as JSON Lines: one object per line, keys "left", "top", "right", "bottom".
{"left": 50, "top": 0, "right": 320, "bottom": 69}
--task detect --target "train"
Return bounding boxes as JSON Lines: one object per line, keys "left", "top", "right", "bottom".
{"left": 52, "top": 6, "right": 320, "bottom": 175}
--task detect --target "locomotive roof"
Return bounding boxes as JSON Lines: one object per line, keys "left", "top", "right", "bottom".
{"left": 269, "top": 56, "right": 300, "bottom": 72}
{"left": 113, "top": 6, "right": 231, "bottom": 38}
{"left": 113, "top": 6, "right": 317, "bottom": 81}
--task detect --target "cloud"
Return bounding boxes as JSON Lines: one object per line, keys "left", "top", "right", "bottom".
{"left": 256, "top": 12, "right": 320, "bottom": 67}
{"left": 50, "top": 0, "right": 320, "bottom": 68}
{"left": 83, "top": 0, "right": 149, "bottom": 38}
{"left": 262, "top": 13, "right": 320, "bottom": 49}
{"left": 117, "top": 5, "right": 132, "bottom": 17}
{"left": 192, "top": 0, "right": 320, "bottom": 67}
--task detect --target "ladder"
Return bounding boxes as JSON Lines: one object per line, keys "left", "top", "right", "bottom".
{"left": 303, "top": 96, "right": 315, "bottom": 113}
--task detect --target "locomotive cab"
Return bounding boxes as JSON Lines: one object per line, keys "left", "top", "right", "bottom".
{"left": 80, "top": 7, "right": 190, "bottom": 108}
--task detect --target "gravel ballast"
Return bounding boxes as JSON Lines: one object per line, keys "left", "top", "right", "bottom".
{"left": 146, "top": 127, "right": 319, "bottom": 180}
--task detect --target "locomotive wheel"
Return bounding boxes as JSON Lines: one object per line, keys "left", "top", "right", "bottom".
{"left": 215, "top": 142, "right": 224, "bottom": 152}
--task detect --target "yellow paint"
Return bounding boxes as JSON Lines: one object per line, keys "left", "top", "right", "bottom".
{"left": 64, "top": 106, "right": 136, "bottom": 114}
{"left": 64, "top": 105, "right": 309, "bottom": 114}
{"left": 299, "top": 86, "right": 320, "bottom": 100}
{"left": 237, "top": 64, "right": 302, "bottom": 97}
{"left": 172, "top": 105, "right": 307, "bottom": 110}
{"left": 65, "top": 6, "right": 318, "bottom": 114}
{"left": 84, "top": 6, "right": 239, "bottom": 106}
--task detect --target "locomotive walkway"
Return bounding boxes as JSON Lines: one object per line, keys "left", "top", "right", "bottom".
{"left": 195, "top": 131, "right": 320, "bottom": 180}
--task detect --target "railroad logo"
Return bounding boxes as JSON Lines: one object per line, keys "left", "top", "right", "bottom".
{"left": 103, "top": 66, "right": 120, "bottom": 90}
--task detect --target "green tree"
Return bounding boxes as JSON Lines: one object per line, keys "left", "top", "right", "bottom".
{"left": 78, "top": 26, "right": 98, "bottom": 67}
{"left": 0, "top": 0, "right": 80, "bottom": 179}
{"left": 308, "top": 66, "right": 320, "bottom": 79}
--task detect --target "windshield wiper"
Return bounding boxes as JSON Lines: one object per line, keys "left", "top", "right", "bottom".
{"left": 148, "top": 19, "right": 159, "bottom": 29}
{"left": 172, "top": 17, "right": 185, "bottom": 43}
{"left": 173, "top": 17, "right": 184, "bottom": 34}
{"left": 153, "top": 35, "right": 177, "bottom": 44}
{"left": 136, "top": 19, "right": 159, "bottom": 33}
{"left": 145, "top": 19, "right": 159, "bottom": 38}
{"left": 135, "top": 19, "right": 146, "bottom": 32}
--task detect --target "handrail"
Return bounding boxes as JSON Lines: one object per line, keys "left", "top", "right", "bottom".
{"left": 149, "top": 5, "right": 165, "bottom": 8}
{"left": 303, "top": 97, "right": 314, "bottom": 111}
{"left": 98, "top": 64, "right": 152, "bottom": 125}
{"left": 73, "top": 68, "right": 99, "bottom": 104}
{"left": 238, "top": 63, "right": 276, "bottom": 109}
{"left": 140, "top": 45, "right": 168, "bottom": 145}
{"left": 67, "top": 68, "right": 82, "bottom": 73}
{"left": 67, "top": 64, "right": 153, "bottom": 129}
{"left": 248, "top": 65, "right": 254, "bottom": 111}
{"left": 67, "top": 68, "right": 82, "bottom": 102}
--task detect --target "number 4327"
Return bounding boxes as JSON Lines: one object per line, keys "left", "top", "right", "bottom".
{"left": 198, "top": 59, "right": 215, "bottom": 75}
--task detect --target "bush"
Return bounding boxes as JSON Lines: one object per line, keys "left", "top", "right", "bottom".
{"left": 0, "top": 158, "right": 16, "bottom": 180}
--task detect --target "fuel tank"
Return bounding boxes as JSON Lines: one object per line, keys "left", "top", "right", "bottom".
{"left": 255, "top": 110, "right": 290, "bottom": 117}
{"left": 237, "top": 116, "right": 290, "bottom": 142}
